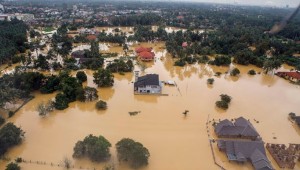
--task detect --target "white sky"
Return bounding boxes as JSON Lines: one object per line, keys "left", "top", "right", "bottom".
{"left": 175, "top": 0, "right": 299, "bottom": 7}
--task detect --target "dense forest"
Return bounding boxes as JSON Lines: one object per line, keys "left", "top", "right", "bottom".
{"left": 0, "top": 19, "right": 28, "bottom": 65}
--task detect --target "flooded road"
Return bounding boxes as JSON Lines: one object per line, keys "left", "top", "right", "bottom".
{"left": 1, "top": 42, "right": 300, "bottom": 170}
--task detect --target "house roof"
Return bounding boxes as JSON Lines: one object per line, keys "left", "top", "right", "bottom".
{"left": 86, "top": 35, "right": 97, "bottom": 41}
{"left": 218, "top": 140, "right": 273, "bottom": 170}
{"left": 251, "top": 149, "right": 273, "bottom": 170}
{"left": 215, "top": 119, "right": 233, "bottom": 134}
{"left": 182, "top": 42, "right": 188, "bottom": 47}
{"left": 134, "top": 74, "right": 160, "bottom": 87}
{"left": 215, "top": 117, "right": 259, "bottom": 138}
{"left": 295, "top": 116, "right": 300, "bottom": 125}
{"left": 135, "top": 46, "right": 152, "bottom": 53}
{"left": 139, "top": 51, "right": 155, "bottom": 59}
{"left": 276, "top": 72, "right": 300, "bottom": 80}
{"left": 71, "top": 50, "right": 85, "bottom": 58}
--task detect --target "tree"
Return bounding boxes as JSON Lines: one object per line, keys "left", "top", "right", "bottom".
{"left": 0, "top": 115, "right": 5, "bottom": 126}
{"left": 0, "top": 123, "right": 25, "bottom": 156}
{"left": 106, "top": 59, "right": 133, "bottom": 73}
{"left": 216, "top": 100, "right": 229, "bottom": 109}
{"left": 40, "top": 75, "right": 60, "bottom": 94}
{"left": 90, "top": 41, "right": 100, "bottom": 58}
{"left": 116, "top": 138, "right": 150, "bottom": 168}
{"left": 93, "top": 68, "right": 114, "bottom": 87}
{"left": 220, "top": 94, "right": 232, "bottom": 103}
{"left": 96, "top": 100, "right": 107, "bottom": 110}
{"left": 60, "top": 77, "right": 82, "bottom": 102}
{"left": 216, "top": 94, "right": 232, "bottom": 110}
{"left": 263, "top": 58, "right": 282, "bottom": 73}
{"left": 77, "top": 87, "right": 99, "bottom": 102}
{"left": 230, "top": 68, "right": 240, "bottom": 76}
{"left": 73, "top": 134, "right": 111, "bottom": 162}
{"left": 207, "top": 78, "right": 214, "bottom": 85}
{"left": 233, "top": 50, "right": 254, "bottom": 65}
{"left": 5, "top": 162, "right": 20, "bottom": 170}
{"left": 76, "top": 71, "right": 87, "bottom": 82}
{"left": 62, "top": 157, "right": 72, "bottom": 169}
{"left": 34, "top": 54, "right": 49, "bottom": 70}
{"left": 211, "top": 56, "right": 231, "bottom": 66}
{"left": 248, "top": 70, "right": 256, "bottom": 75}
{"left": 37, "top": 100, "right": 54, "bottom": 116}
{"left": 54, "top": 93, "right": 69, "bottom": 110}
{"left": 295, "top": 64, "right": 300, "bottom": 71}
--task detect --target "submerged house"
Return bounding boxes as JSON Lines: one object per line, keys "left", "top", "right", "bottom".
{"left": 215, "top": 117, "right": 260, "bottom": 140}
{"left": 276, "top": 71, "right": 300, "bottom": 83}
{"left": 134, "top": 74, "right": 162, "bottom": 94}
{"left": 218, "top": 140, "right": 273, "bottom": 170}
{"left": 135, "top": 47, "right": 155, "bottom": 61}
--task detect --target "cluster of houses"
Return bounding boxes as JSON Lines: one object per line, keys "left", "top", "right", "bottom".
{"left": 214, "top": 117, "right": 273, "bottom": 170}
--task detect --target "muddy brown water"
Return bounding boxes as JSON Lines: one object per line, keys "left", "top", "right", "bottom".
{"left": 1, "top": 42, "right": 300, "bottom": 170}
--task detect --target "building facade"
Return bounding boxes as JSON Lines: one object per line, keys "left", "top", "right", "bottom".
{"left": 134, "top": 74, "right": 162, "bottom": 94}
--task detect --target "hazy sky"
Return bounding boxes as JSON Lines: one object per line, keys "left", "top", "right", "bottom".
{"left": 183, "top": 0, "right": 299, "bottom": 7}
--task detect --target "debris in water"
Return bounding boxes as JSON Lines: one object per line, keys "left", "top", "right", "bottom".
{"left": 129, "top": 111, "right": 141, "bottom": 116}
{"left": 183, "top": 110, "right": 189, "bottom": 115}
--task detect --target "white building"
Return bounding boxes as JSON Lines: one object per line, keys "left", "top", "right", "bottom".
{"left": 134, "top": 74, "right": 162, "bottom": 94}
{"left": 0, "top": 13, "right": 35, "bottom": 22}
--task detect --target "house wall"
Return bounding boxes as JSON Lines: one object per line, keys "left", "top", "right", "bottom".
{"left": 137, "top": 85, "right": 161, "bottom": 94}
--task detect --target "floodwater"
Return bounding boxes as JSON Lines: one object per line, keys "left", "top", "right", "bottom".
{"left": 1, "top": 42, "right": 300, "bottom": 170}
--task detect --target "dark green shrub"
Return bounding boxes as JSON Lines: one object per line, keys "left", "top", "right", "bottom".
{"left": 116, "top": 138, "right": 150, "bottom": 168}
{"left": 96, "top": 100, "right": 107, "bottom": 110}
{"left": 248, "top": 69, "right": 256, "bottom": 75}
{"left": 76, "top": 71, "right": 87, "bottom": 82}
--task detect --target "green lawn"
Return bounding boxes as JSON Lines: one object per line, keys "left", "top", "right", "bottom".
{"left": 43, "top": 27, "right": 55, "bottom": 32}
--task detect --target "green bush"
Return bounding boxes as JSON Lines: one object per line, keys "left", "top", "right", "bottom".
{"left": 211, "top": 56, "right": 231, "bottom": 66}
{"left": 230, "top": 68, "right": 240, "bottom": 76}
{"left": 76, "top": 71, "right": 87, "bottom": 82}
{"left": 5, "top": 162, "right": 20, "bottom": 170}
{"left": 220, "top": 94, "right": 232, "bottom": 103}
{"left": 11, "top": 56, "right": 21, "bottom": 64}
{"left": 216, "top": 100, "right": 229, "bottom": 109}
{"left": 116, "top": 138, "right": 150, "bottom": 168}
{"left": 207, "top": 78, "right": 215, "bottom": 85}
{"left": 8, "top": 111, "right": 15, "bottom": 118}
{"left": 0, "top": 115, "right": 5, "bottom": 126}
{"left": 216, "top": 94, "right": 232, "bottom": 110}
{"left": 93, "top": 68, "right": 114, "bottom": 87}
{"left": 0, "top": 123, "right": 25, "bottom": 156}
{"left": 174, "top": 59, "right": 186, "bottom": 67}
{"left": 248, "top": 69, "right": 256, "bottom": 75}
{"left": 54, "top": 93, "right": 69, "bottom": 110}
{"left": 73, "top": 134, "right": 111, "bottom": 162}
{"left": 96, "top": 100, "right": 107, "bottom": 110}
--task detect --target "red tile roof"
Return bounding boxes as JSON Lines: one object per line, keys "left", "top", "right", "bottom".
{"left": 277, "top": 72, "right": 300, "bottom": 80}
{"left": 182, "top": 42, "right": 188, "bottom": 47}
{"left": 86, "top": 35, "right": 97, "bottom": 41}
{"left": 139, "top": 51, "right": 155, "bottom": 59}
{"left": 135, "top": 46, "right": 152, "bottom": 53}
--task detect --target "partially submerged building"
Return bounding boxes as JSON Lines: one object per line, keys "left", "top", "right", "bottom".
{"left": 134, "top": 74, "right": 162, "bottom": 94}
{"left": 276, "top": 71, "right": 300, "bottom": 83}
{"left": 218, "top": 140, "right": 273, "bottom": 170}
{"left": 215, "top": 117, "right": 260, "bottom": 140}
{"left": 266, "top": 143, "right": 300, "bottom": 169}
{"left": 135, "top": 46, "right": 155, "bottom": 61}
